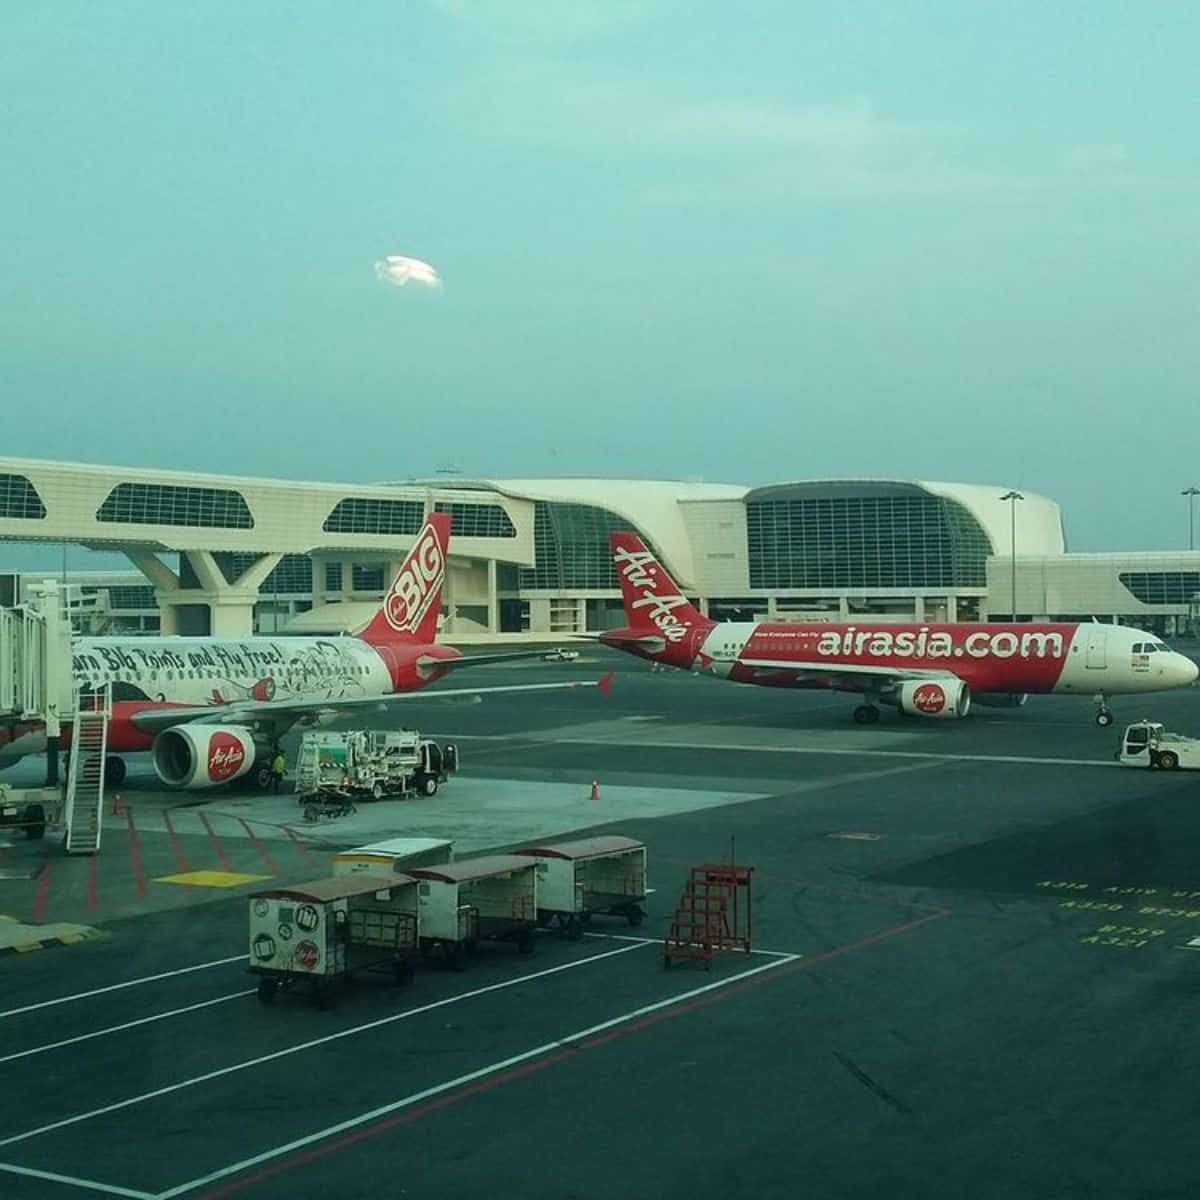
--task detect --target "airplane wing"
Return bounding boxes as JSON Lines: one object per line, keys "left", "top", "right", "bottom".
{"left": 128, "top": 676, "right": 613, "bottom": 738}
{"left": 440, "top": 647, "right": 579, "bottom": 668}
{"left": 735, "top": 658, "right": 958, "bottom": 685}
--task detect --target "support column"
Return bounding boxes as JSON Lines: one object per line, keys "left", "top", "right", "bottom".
{"left": 945, "top": 595, "right": 958, "bottom": 622}
{"left": 913, "top": 595, "right": 926, "bottom": 622}
{"left": 486, "top": 559, "right": 499, "bottom": 633}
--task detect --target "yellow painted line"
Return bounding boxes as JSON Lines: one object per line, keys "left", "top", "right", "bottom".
{"left": 154, "top": 870, "right": 270, "bottom": 889}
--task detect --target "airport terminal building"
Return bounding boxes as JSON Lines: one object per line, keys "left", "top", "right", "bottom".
{"left": 1, "top": 458, "right": 1196, "bottom": 638}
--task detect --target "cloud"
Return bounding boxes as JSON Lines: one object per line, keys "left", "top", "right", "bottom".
{"left": 375, "top": 256, "right": 441, "bottom": 289}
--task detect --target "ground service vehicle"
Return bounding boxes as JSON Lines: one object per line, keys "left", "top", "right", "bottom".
{"left": 295, "top": 729, "right": 458, "bottom": 804}
{"left": 1116, "top": 721, "right": 1200, "bottom": 770}
{"left": 249, "top": 876, "right": 420, "bottom": 1009}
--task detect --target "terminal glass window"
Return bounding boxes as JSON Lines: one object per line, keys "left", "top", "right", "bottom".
{"left": 0, "top": 474, "right": 47, "bottom": 519}
{"left": 1118, "top": 572, "right": 1200, "bottom": 605}
{"left": 434, "top": 502, "right": 516, "bottom": 538}
{"left": 323, "top": 497, "right": 423, "bottom": 536}
{"left": 746, "top": 488, "right": 992, "bottom": 589}
{"left": 97, "top": 483, "right": 254, "bottom": 529}
{"left": 106, "top": 586, "right": 157, "bottom": 610}
{"left": 352, "top": 563, "right": 386, "bottom": 591}
{"left": 213, "top": 553, "right": 314, "bottom": 595}
{"left": 519, "top": 502, "right": 650, "bottom": 590}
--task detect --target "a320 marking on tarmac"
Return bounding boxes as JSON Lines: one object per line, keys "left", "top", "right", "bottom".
{"left": 1034, "top": 879, "right": 1200, "bottom": 952}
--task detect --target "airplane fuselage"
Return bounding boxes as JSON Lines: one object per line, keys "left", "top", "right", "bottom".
{"left": 608, "top": 619, "right": 1194, "bottom": 698}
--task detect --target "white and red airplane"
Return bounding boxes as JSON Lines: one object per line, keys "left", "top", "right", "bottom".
{"left": 599, "top": 532, "right": 1198, "bottom": 726}
{"left": 0, "top": 513, "right": 609, "bottom": 788}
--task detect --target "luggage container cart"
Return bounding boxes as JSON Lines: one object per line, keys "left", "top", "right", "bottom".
{"left": 406, "top": 856, "right": 539, "bottom": 969}
{"left": 333, "top": 837, "right": 455, "bottom": 876}
{"left": 513, "top": 836, "right": 650, "bottom": 939}
{"left": 247, "top": 875, "right": 420, "bottom": 1009}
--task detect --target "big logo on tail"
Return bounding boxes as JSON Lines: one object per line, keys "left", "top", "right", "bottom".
{"left": 384, "top": 524, "right": 444, "bottom": 635}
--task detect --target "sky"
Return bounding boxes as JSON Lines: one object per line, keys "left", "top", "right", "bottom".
{"left": 2, "top": 1, "right": 1199, "bottom": 565}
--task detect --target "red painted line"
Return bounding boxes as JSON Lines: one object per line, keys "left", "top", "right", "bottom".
{"left": 238, "top": 819, "right": 278, "bottom": 874}
{"left": 191, "top": 908, "right": 951, "bottom": 1200}
{"left": 200, "top": 813, "right": 234, "bottom": 872}
{"left": 285, "top": 826, "right": 316, "bottom": 868}
{"left": 31, "top": 862, "right": 52, "bottom": 924}
{"left": 163, "top": 809, "right": 190, "bottom": 874}
{"left": 126, "top": 807, "right": 146, "bottom": 898}
{"left": 86, "top": 855, "right": 98, "bottom": 913}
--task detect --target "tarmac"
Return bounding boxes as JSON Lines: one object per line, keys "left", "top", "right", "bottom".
{"left": 1, "top": 648, "right": 1200, "bottom": 1200}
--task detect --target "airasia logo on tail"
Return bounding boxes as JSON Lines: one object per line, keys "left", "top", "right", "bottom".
{"left": 383, "top": 526, "right": 444, "bottom": 635}
{"left": 207, "top": 732, "right": 246, "bottom": 782}
{"left": 911, "top": 683, "right": 946, "bottom": 714}
{"left": 613, "top": 546, "right": 692, "bottom": 643}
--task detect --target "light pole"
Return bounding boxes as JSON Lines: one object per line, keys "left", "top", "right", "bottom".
{"left": 1183, "top": 487, "right": 1200, "bottom": 552}
{"left": 1000, "top": 491, "right": 1024, "bottom": 620}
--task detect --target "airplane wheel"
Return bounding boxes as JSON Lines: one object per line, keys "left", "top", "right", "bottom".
{"left": 103, "top": 756, "right": 126, "bottom": 786}
{"left": 853, "top": 705, "right": 880, "bottom": 725}
{"left": 1096, "top": 709, "right": 1114, "bottom": 728}
{"left": 1159, "top": 751, "right": 1180, "bottom": 770}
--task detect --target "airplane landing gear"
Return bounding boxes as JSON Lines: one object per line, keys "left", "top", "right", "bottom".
{"left": 1094, "top": 695, "right": 1113, "bottom": 727}
{"left": 103, "top": 756, "right": 126, "bottom": 786}
{"left": 853, "top": 704, "right": 880, "bottom": 725}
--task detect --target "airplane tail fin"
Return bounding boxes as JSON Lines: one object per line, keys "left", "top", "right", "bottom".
{"left": 608, "top": 531, "right": 710, "bottom": 639}
{"left": 357, "top": 512, "right": 451, "bottom": 646}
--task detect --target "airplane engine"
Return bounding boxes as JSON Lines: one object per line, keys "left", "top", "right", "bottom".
{"left": 152, "top": 726, "right": 259, "bottom": 789}
{"left": 971, "top": 692, "right": 1028, "bottom": 709}
{"left": 897, "top": 679, "right": 971, "bottom": 719}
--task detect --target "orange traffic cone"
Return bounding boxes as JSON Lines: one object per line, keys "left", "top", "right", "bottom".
{"left": 111, "top": 793, "right": 123, "bottom": 816}
{"left": 590, "top": 780, "right": 600, "bottom": 802}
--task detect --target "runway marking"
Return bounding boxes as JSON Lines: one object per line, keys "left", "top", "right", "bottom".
{"left": 0, "top": 954, "right": 248, "bottom": 1020}
{"left": 154, "top": 870, "right": 269, "bottom": 889}
{"left": 157, "top": 952, "right": 799, "bottom": 1200}
{"left": 0, "top": 1162, "right": 154, "bottom": 1199}
{"left": 126, "top": 807, "right": 145, "bottom": 898}
{"left": 285, "top": 826, "right": 316, "bottom": 867}
{"left": 31, "top": 861, "right": 52, "bottom": 923}
{"left": 163, "top": 810, "right": 190, "bottom": 874}
{"left": 539, "top": 733, "right": 1113, "bottom": 769}
{"left": 238, "top": 819, "right": 278, "bottom": 874}
{"left": 0, "top": 990, "right": 257, "bottom": 1064}
{"left": 0, "top": 941, "right": 648, "bottom": 1149}
{"left": 199, "top": 813, "right": 233, "bottom": 872}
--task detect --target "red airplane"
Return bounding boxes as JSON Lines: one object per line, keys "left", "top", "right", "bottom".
{"left": 1, "top": 513, "right": 608, "bottom": 788}
{"left": 599, "top": 532, "right": 1197, "bottom": 726}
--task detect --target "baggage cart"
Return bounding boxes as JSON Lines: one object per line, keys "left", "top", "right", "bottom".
{"left": 333, "top": 837, "right": 455, "bottom": 876}
{"left": 247, "top": 875, "right": 419, "bottom": 1009}
{"left": 406, "top": 855, "right": 539, "bottom": 969}
{"left": 514, "top": 836, "right": 649, "bottom": 938}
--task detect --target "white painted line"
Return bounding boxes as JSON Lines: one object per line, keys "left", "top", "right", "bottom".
{"left": 0, "top": 1161, "right": 154, "bottom": 1199}
{"left": 156, "top": 952, "right": 799, "bottom": 1199}
{"left": 550, "top": 734, "right": 1112, "bottom": 769}
{"left": 0, "top": 940, "right": 648, "bottom": 1149}
{"left": 0, "top": 955, "right": 249, "bottom": 1021}
{"left": 0, "top": 990, "right": 258, "bottom": 1065}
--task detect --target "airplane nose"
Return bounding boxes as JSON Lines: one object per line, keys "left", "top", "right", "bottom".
{"left": 1174, "top": 654, "right": 1199, "bottom": 686}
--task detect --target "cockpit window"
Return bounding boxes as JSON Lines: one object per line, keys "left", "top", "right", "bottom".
{"left": 1154, "top": 642, "right": 1170, "bottom": 651}
{"left": 1133, "top": 643, "right": 1146, "bottom": 653}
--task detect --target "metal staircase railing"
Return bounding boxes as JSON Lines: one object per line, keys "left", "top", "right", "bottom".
{"left": 64, "top": 686, "right": 111, "bottom": 855}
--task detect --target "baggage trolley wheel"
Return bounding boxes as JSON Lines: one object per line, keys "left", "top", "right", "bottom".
{"left": 394, "top": 960, "right": 415, "bottom": 987}
{"left": 566, "top": 916, "right": 584, "bottom": 941}
{"left": 313, "top": 981, "right": 337, "bottom": 1011}
{"left": 448, "top": 943, "right": 469, "bottom": 972}
{"left": 626, "top": 906, "right": 645, "bottom": 928}
{"left": 517, "top": 929, "right": 535, "bottom": 954}
{"left": 256, "top": 977, "right": 279, "bottom": 1005}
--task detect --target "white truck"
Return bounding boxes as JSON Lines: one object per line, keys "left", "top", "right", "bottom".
{"left": 294, "top": 729, "right": 458, "bottom": 807}
{"left": 1116, "top": 721, "right": 1200, "bottom": 770}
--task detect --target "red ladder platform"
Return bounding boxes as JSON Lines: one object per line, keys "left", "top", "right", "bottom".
{"left": 663, "top": 862, "right": 754, "bottom": 969}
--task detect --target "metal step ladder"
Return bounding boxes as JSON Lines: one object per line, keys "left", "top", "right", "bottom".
{"left": 663, "top": 862, "right": 755, "bottom": 968}
{"left": 64, "top": 687, "right": 111, "bottom": 855}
